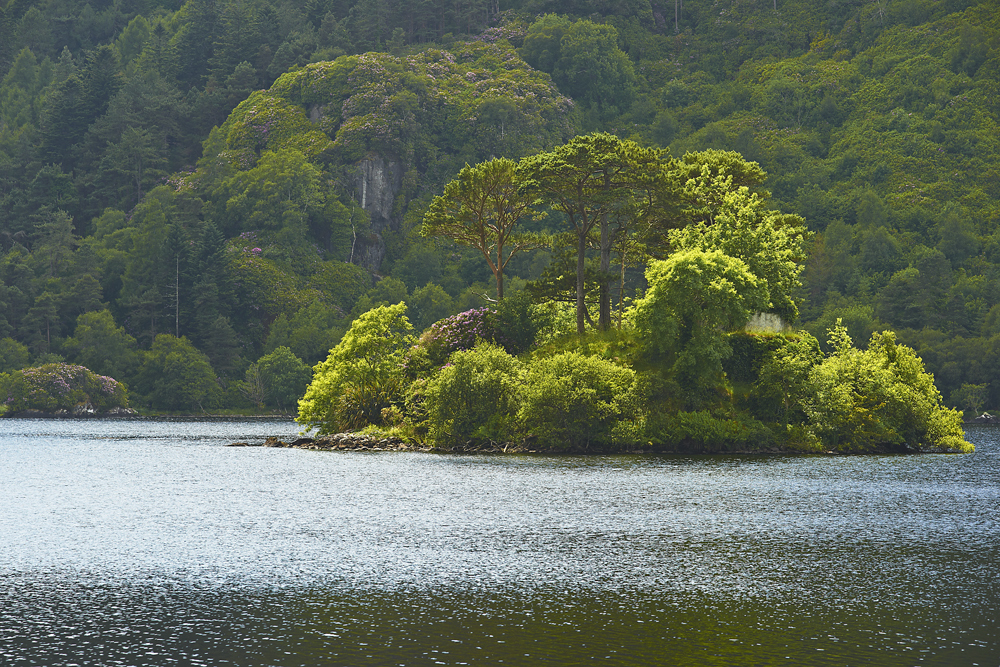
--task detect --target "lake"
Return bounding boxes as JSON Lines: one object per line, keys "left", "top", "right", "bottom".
{"left": 1, "top": 418, "right": 997, "bottom": 665}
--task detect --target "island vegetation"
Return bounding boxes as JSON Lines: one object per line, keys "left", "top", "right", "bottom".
{"left": 295, "top": 135, "right": 971, "bottom": 453}
{"left": 0, "top": 0, "right": 992, "bottom": 452}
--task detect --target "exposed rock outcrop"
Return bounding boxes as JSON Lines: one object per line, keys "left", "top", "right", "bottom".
{"left": 350, "top": 156, "right": 404, "bottom": 272}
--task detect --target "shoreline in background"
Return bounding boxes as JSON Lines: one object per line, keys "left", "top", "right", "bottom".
{"left": 4, "top": 414, "right": 989, "bottom": 453}
{"left": 4, "top": 412, "right": 297, "bottom": 421}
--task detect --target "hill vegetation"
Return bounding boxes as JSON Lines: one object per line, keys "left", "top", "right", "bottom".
{"left": 0, "top": 0, "right": 995, "bottom": 449}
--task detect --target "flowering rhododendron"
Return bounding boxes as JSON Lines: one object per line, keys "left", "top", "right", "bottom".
{"left": 2, "top": 363, "right": 129, "bottom": 413}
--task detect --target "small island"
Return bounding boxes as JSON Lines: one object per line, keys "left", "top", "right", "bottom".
{"left": 287, "top": 304, "right": 972, "bottom": 455}
{"left": 292, "top": 138, "right": 973, "bottom": 456}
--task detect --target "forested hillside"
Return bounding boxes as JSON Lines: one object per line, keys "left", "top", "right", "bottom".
{"left": 0, "top": 0, "right": 998, "bottom": 416}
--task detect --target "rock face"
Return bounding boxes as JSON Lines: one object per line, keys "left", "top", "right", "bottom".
{"left": 352, "top": 156, "right": 404, "bottom": 272}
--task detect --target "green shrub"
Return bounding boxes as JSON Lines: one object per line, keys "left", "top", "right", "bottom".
{"left": 646, "top": 410, "right": 781, "bottom": 452}
{"left": 518, "top": 351, "right": 638, "bottom": 451}
{"left": 424, "top": 343, "right": 523, "bottom": 449}
{"left": 806, "top": 324, "right": 973, "bottom": 453}
{"left": 298, "top": 303, "right": 415, "bottom": 434}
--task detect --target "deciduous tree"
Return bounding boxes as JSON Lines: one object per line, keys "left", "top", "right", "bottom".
{"left": 298, "top": 302, "right": 415, "bottom": 433}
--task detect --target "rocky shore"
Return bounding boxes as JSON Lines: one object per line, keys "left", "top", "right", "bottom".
{"left": 226, "top": 434, "right": 831, "bottom": 455}
{"left": 12, "top": 406, "right": 139, "bottom": 418}
{"left": 227, "top": 432, "right": 429, "bottom": 451}
{"left": 966, "top": 412, "right": 1000, "bottom": 425}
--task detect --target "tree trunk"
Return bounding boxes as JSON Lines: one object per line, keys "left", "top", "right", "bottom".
{"left": 599, "top": 211, "right": 611, "bottom": 331}
{"left": 618, "top": 244, "right": 627, "bottom": 330}
{"left": 576, "top": 230, "right": 587, "bottom": 334}
{"left": 496, "top": 243, "right": 504, "bottom": 300}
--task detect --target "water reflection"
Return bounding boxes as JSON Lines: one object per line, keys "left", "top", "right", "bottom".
{"left": 0, "top": 420, "right": 997, "bottom": 665}
{"left": 4, "top": 577, "right": 996, "bottom": 666}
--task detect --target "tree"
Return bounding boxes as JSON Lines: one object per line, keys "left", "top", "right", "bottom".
{"left": 199, "top": 315, "right": 242, "bottom": 379}
{"left": 519, "top": 133, "right": 664, "bottom": 332}
{"left": 63, "top": 310, "right": 138, "bottom": 380}
{"left": 257, "top": 346, "right": 311, "bottom": 411}
{"left": 520, "top": 17, "right": 637, "bottom": 120}
{"left": 520, "top": 14, "right": 571, "bottom": 75}
{"left": 24, "top": 291, "right": 59, "bottom": 354}
{"left": 264, "top": 301, "right": 344, "bottom": 366}
{"left": 551, "top": 20, "right": 637, "bottom": 120}
{"left": 298, "top": 302, "right": 415, "bottom": 434}
{"left": 406, "top": 283, "right": 454, "bottom": 332}
{"left": 237, "top": 361, "right": 264, "bottom": 408}
{"left": 951, "top": 382, "right": 989, "bottom": 415}
{"left": 38, "top": 76, "right": 90, "bottom": 167}
{"left": 642, "top": 150, "right": 770, "bottom": 253}
{"left": 212, "top": 148, "right": 325, "bottom": 245}
{"left": 115, "top": 15, "right": 151, "bottom": 65}
{"left": 668, "top": 187, "right": 809, "bottom": 323}
{"left": 0, "top": 337, "right": 30, "bottom": 373}
{"left": 33, "top": 208, "right": 77, "bottom": 277}
{"left": 634, "top": 249, "right": 768, "bottom": 403}
{"left": 209, "top": 0, "right": 262, "bottom": 83}
{"left": 422, "top": 158, "right": 541, "bottom": 301}
{"left": 136, "top": 334, "right": 219, "bottom": 412}
{"left": 100, "top": 126, "right": 162, "bottom": 207}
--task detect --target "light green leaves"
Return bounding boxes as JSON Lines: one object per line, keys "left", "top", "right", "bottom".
{"left": 805, "top": 322, "right": 973, "bottom": 452}
{"left": 634, "top": 248, "right": 766, "bottom": 403}
{"left": 297, "top": 302, "right": 415, "bottom": 434}
{"left": 669, "top": 186, "right": 809, "bottom": 323}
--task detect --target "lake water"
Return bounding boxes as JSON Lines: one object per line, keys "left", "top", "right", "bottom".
{"left": 1, "top": 418, "right": 997, "bottom": 666}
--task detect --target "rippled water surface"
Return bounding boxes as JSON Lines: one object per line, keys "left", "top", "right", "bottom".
{"left": 1, "top": 419, "right": 997, "bottom": 665}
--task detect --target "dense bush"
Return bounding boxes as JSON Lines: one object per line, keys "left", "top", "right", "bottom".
{"left": 645, "top": 411, "right": 781, "bottom": 453}
{"left": 805, "top": 325, "right": 971, "bottom": 453}
{"left": 518, "top": 352, "right": 639, "bottom": 451}
{"left": 424, "top": 343, "right": 523, "bottom": 449}
{"left": 298, "top": 303, "right": 415, "bottom": 434}
{"left": 1, "top": 363, "right": 128, "bottom": 414}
